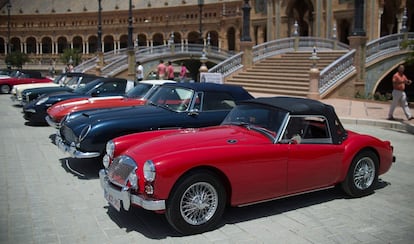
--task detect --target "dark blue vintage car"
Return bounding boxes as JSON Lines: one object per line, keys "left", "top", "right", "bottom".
{"left": 23, "top": 77, "right": 135, "bottom": 124}
{"left": 55, "top": 82, "right": 253, "bottom": 159}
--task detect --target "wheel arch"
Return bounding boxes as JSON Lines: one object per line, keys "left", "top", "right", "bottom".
{"left": 341, "top": 146, "right": 380, "bottom": 180}
{"left": 168, "top": 166, "right": 232, "bottom": 206}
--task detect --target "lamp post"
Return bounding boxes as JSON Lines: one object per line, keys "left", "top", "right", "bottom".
{"left": 6, "top": 0, "right": 11, "bottom": 56}
{"left": 198, "top": 0, "right": 204, "bottom": 45}
{"left": 241, "top": 0, "right": 252, "bottom": 42}
{"left": 96, "top": 0, "right": 104, "bottom": 75}
{"left": 127, "top": 0, "right": 136, "bottom": 81}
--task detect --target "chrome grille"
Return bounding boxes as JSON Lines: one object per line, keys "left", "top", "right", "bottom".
{"left": 107, "top": 156, "right": 137, "bottom": 188}
{"left": 60, "top": 125, "right": 78, "bottom": 144}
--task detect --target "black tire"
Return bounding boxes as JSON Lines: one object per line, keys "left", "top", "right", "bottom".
{"left": 342, "top": 150, "right": 379, "bottom": 197}
{"left": 165, "top": 170, "right": 226, "bottom": 235}
{"left": 0, "top": 84, "right": 11, "bottom": 94}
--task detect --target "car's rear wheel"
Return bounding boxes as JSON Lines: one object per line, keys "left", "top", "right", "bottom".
{"left": 166, "top": 170, "right": 226, "bottom": 235}
{"left": 342, "top": 150, "right": 378, "bottom": 197}
{"left": 0, "top": 84, "right": 11, "bottom": 94}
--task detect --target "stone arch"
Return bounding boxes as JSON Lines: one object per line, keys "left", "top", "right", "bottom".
{"left": 72, "top": 36, "right": 83, "bottom": 52}
{"left": 41, "top": 36, "right": 52, "bottom": 54}
{"left": 119, "top": 34, "right": 128, "bottom": 49}
{"left": 172, "top": 32, "right": 181, "bottom": 44}
{"left": 10, "top": 37, "right": 21, "bottom": 52}
{"left": 88, "top": 35, "right": 98, "bottom": 53}
{"left": 207, "top": 31, "right": 219, "bottom": 47}
{"left": 103, "top": 35, "right": 114, "bottom": 52}
{"left": 0, "top": 37, "right": 4, "bottom": 54}
{"left": 152, "top": 33, "right": 164, "bottom": 46}
{"left": 187, "top": 31, "right": 199, "bottom": 44}
{"left": 137, "top": 34, "right": 147, "bottom": 47}
{"left": 380, "top": 1, "right": 400, "bottom": 36}
{"left": 227, "top": 27, "right": 236, "bottom": 51}
{"left": 57, "top": 36, "right": 68, "bottom": 53}
{"left": 286, "top": 0, "right": 314, "bottom": 36}
{"left": 26, "top": 37, "right": 36, "bottom": 54}
{"left": 338, "top": 19, "right": 351, "bottom": 45}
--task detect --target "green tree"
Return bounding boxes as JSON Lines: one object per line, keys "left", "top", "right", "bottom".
{"left": 60, "top": 48, "right": 82, "bottom": 66}
{"left": 5, "top": 51, "right": 30, "bottom": 68}
{"left": 401, "top": 40, "right": 414, "bottom": 64}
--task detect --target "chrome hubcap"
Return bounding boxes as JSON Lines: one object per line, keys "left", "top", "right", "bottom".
{"left": 180, "top": 182, "right": 218, "bottom": 225}
{"left": 353, "top": 156, "right": 375, "bottom": 190}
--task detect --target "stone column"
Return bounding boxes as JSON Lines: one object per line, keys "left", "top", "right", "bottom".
{"left": 348, "top": 36, "right": 368, "bottom": 96}
{"left": 240, "top": 0, "right": 254, "bottom": 70}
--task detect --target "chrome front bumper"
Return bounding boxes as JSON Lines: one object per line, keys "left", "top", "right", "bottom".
{"left": 99, "top": 169, "right": 166, "bottom": 211}
{"left": 55, "top": 133, "right": 101, "bottom": 158}
{"left": 45, "top": 115, "right": 60, "bottom": 128}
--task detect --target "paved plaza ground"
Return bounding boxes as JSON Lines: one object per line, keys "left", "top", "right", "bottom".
{"left": 0, "top": 94, "right": 413, "bottom": 243}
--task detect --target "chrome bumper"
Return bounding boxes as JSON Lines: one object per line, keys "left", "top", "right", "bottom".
{"left": 55, "top": 133, "right": 101, "bottom": 158}
{"left": 99, "top": 169, "right": 165, "bottom": 211}
{"left": 45, "top": 115, "right": 60, "bottom": 128}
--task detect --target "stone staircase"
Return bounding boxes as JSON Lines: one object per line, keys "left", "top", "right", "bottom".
{"left": 225, "top": 51, "right": 348, "bottom": 97}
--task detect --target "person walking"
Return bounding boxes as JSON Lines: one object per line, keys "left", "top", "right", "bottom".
{"left": 167, "top": 61, "right": 175, "bottom": 80}
{"left": 388, "top": 64, "right": 413, "bottom": 120}
{"left": 157, "top": 60, "right": 167, "bottom": 80}
{"left": 179, "top": 62, "right": 187, "bottom": 83}
{"left": 136, "top": 61, "right": 144, "bottom": 81}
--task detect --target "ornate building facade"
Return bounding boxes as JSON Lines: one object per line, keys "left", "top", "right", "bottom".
{"left": 0, "top": 0, "right": 412, "bottom": 66}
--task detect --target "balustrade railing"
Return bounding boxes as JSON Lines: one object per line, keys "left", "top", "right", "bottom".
{"left": 319, "top": 50, "right": 356, "bottom": 94}
{"left": 210, "top": 37, "right": 349, "bottom": 77}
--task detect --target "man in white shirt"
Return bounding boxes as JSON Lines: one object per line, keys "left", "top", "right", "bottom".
{"left": 136, "top": 61, "right": 144, "bottom": 81}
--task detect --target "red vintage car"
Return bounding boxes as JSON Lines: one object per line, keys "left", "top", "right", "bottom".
{"left": 99, "top": 97, "right": 395, "bottom": 235}
{"left": 46, "top": 80, "right": 173, "bottom": 127}
{"left": 0, "top": 70, "right": 52, "bottom": 94}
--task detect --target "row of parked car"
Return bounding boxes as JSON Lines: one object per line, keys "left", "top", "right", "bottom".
{"left": 6, "top": 71, "right": 395, "bottom": 235}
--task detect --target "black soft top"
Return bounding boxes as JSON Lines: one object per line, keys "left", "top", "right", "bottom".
{"left": 242, "top": 96, "right": 348, "bottom": 144}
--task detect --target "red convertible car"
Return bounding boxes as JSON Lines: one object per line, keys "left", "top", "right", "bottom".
{"left": 0, "top": 70, "right": 52, "bottom": 93}
{"left": 99, "top": 97, "right": 395, "bottom": 235}
{"left": 45, "top": 80, "right": 172, "bottom": 127}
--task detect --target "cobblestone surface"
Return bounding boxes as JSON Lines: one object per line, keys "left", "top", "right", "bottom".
{"left": 0, "top": 95, "right": 413, "bottom": 243}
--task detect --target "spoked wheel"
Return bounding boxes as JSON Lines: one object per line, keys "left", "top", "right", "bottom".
{"left": 342, "top": 150, "right": 379, "bottom": 197}
{"left": 166, "top": 170, "right": 226, "bottom": 235}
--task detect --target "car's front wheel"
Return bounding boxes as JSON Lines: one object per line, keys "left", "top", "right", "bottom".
{"left": 342, "top": 150, "right": 379, "bottom": 197}
{"left": 0, "top": 84, "right": 11, "bottom": 94}
{"left": 166, "top": 170, "right": 226, "bottom": 235}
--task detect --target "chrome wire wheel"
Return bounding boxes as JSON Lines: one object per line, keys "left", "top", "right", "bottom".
{"left": 180, "top": 182, "right": 218, "bottom": 226}
{"left": 353, "top": 156, "right": 375, "bottom": 190}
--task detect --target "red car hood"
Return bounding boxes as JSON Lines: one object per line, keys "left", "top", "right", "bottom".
{"left": 47, "top": 96, "right": 146, "bottom": 122}
{"left": 126, "top": 125, "right": 271, "bottom": 161}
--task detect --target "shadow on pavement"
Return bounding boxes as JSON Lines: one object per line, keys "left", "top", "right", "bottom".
{"left": 102, "top": 181, "right": 389, "bottom": 239}
{"left": 60, "top": 157, "right": 103, "bottom": 180}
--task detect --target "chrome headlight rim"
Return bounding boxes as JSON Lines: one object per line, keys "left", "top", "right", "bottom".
{"left": 78, "top": 124, "right": 91, "bottom": 142}
{"left": 143, "top": 160, "right": 156, "bottom": 182}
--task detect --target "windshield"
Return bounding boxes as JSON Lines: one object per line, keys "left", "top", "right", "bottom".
{"left": 147, "top": 86, "right": 194, "bottom": 112}
{"left": 125, "top": 83, "right": 153, "bottom": 98}
{"left": 222, "top": 104, "right": 288, "bottom": 139}
{"left": 73, "top": 79, "right": 101, "bottom": 93}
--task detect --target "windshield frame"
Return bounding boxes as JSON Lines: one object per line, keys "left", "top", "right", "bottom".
{"left": 222, "top": 103, "right": 289, "bottom": 142}
{"left": 146, "top": 86, "right": 195, "bottom": 112}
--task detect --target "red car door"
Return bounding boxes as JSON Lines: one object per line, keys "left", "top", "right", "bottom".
{"left": 287, "top": 143, "right": 343, "bottom": 193}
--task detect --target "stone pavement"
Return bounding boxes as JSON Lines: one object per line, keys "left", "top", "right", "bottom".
{"left": 0, "top": 94, "right": 413, "bottom": 244}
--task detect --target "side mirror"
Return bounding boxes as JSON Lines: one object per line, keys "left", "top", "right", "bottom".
{"left": 187, "top": 110, "right": 199, "bottom": 116}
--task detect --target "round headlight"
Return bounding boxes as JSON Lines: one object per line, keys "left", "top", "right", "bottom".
{"left": 35, "top": 96, "right": 49, "bottom": 105}
{"left": 106, "top": 140, "right": 115, "bottom": 158}
{"left": 79, "top": 124, "right": 91, "bottom": 142}
{"left": 143, "top": 160, "right": 156, "bottom": 182}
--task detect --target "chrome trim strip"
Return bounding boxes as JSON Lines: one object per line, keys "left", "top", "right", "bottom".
{"left": 99, "top": 169, "right": 165, "bottom": 211}
{"left": 236, "top": 186, "right": 335, "bottom": 208}
{"left": 55, "top": 133, "right": 100, "bottom": 158}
